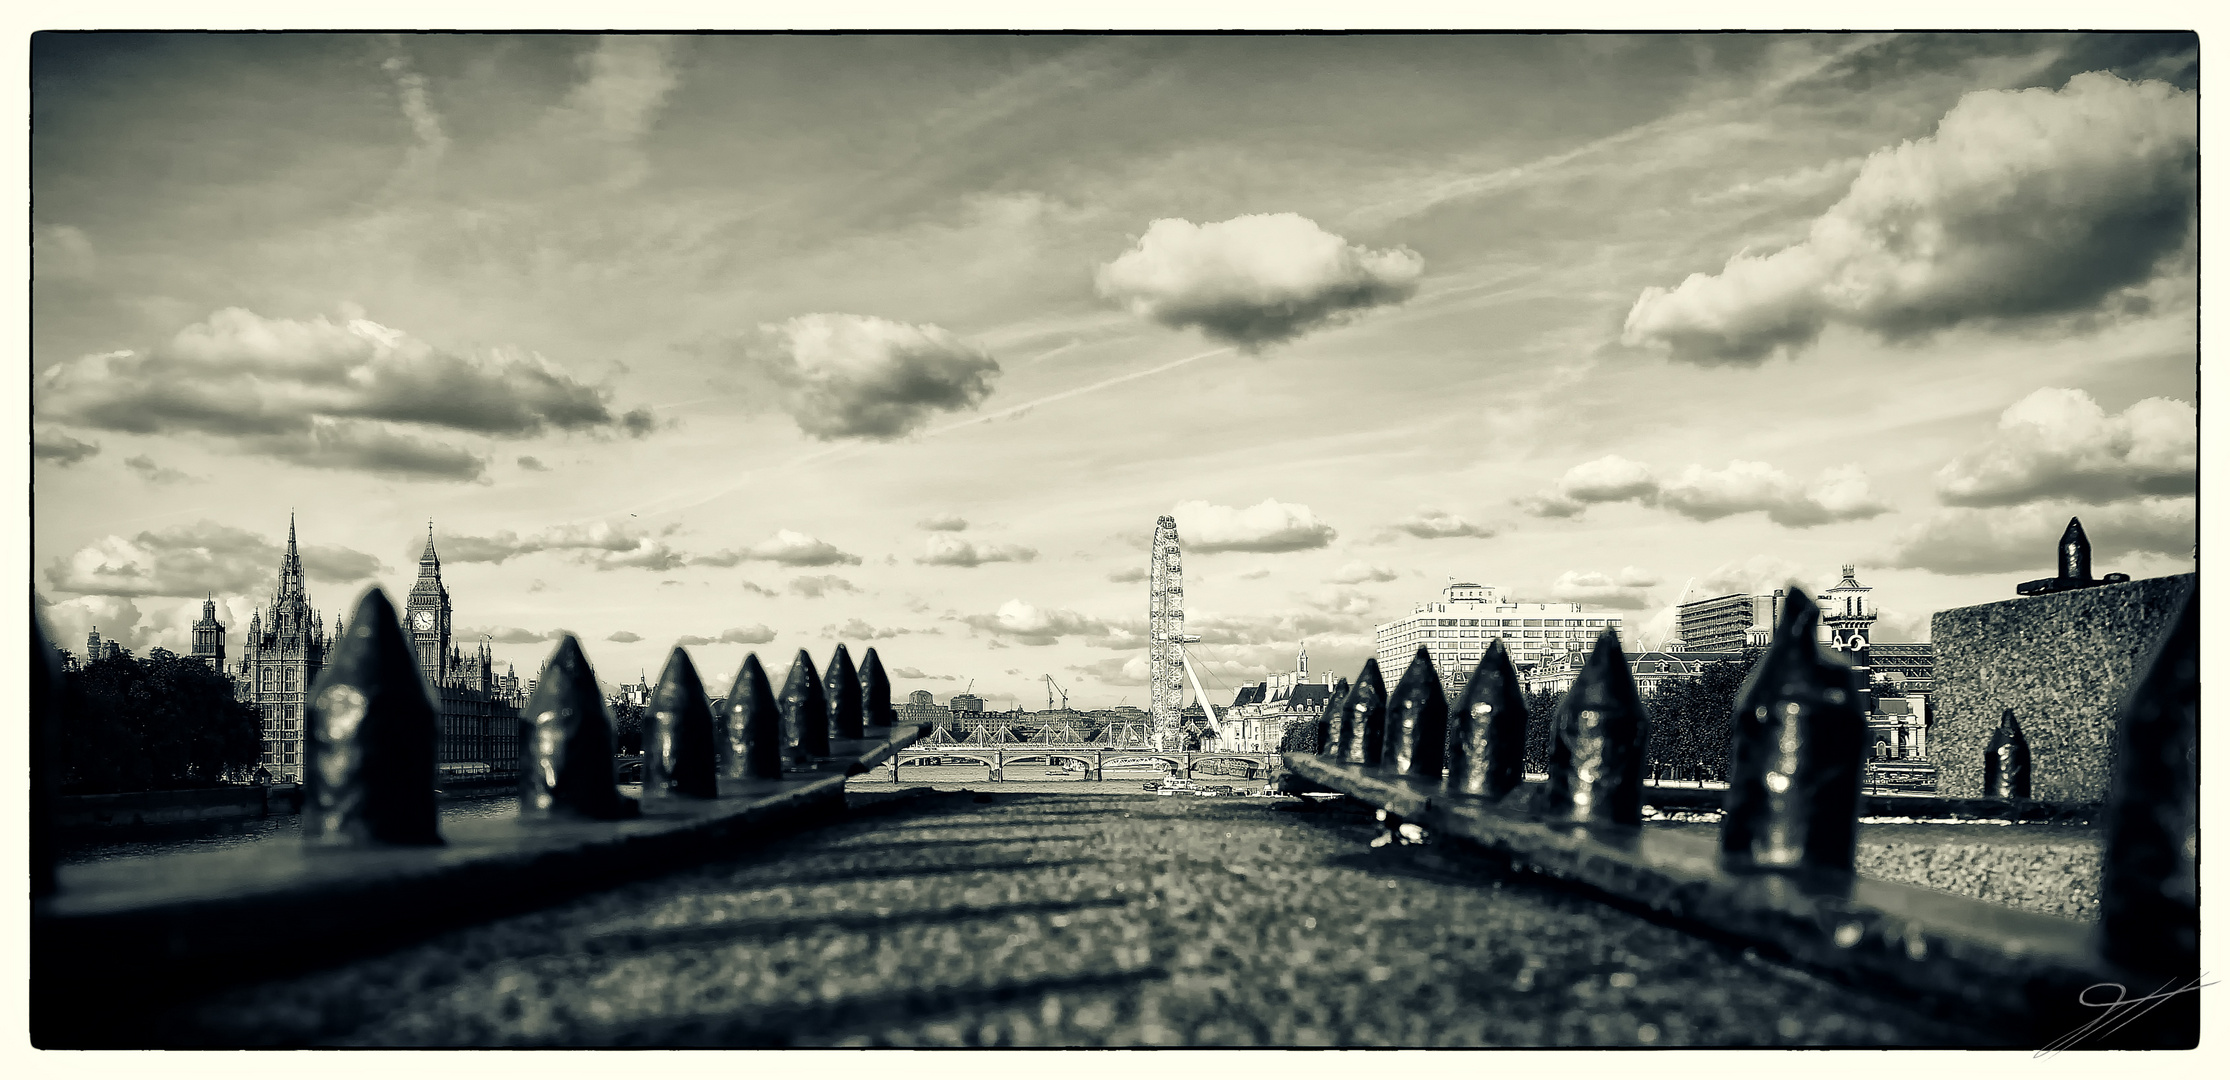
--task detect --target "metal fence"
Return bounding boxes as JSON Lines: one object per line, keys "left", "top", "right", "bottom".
{"left": 1281, "top": 581, "right": 2197, "bottom": 1047}
{"left": 30, "top": 584, "right": 929, "bottom": 1046}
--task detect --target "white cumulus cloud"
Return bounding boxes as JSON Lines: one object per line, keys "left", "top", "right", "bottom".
{"left": 736, "top": 313, "right": 1001, "bottom": 440}
{"left": 1096, "top": 213, "right": 1423, "bottom": 348}
{"left": 1623, "top": 72, "right": 2197, "bottom": 363}
{"left": 1174, "top": 498, "right": 1337, "bottom": 553}
{"left": 1551, "top": 567, "right": 1660, "bottom": 610}
{"left": 916, "top": 534, "right": 1038, "bottom": 568}
{"left": 1520, "top": 455, "right": 1887, "bottom": 527}
{"left": 1935, "top": 387, "right": 2195, "bottom": 506}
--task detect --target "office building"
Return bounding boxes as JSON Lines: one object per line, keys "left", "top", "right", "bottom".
{"left": 1373, "top": 582, "right": 1628, "bottom": 690}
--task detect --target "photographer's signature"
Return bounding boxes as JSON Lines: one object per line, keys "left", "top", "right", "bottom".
{"left": 2034, "top": 974, "right": 2213, "bottom": 1056}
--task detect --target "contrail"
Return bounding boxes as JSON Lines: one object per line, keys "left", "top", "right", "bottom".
{"left": 924, "top": 344, "right": 1234, "bottom": 437}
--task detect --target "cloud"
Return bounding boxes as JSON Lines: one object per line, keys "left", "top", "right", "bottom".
{"left": 41, "top": 595, "right": 155, "bottom": 656}
{"left": 788, "top": 574, "right": 858, "bottom": 599}
{"left": 467, "top": 626, "right": 556, "bottom": 645}
{"left": 46, "top": 521, "right": 380, "bottom": 598}
{"left": 1328, "top": 561, "right": 1398, "bottom": 585}
{"left": 34, "top": 429, "right": 98, "bottom": 466}
{"left": 517, "top": 455, "right": 549, "bottom": 472}
{"left": 1072, "top": 655, "right": 1153, "bottom": 686}
{"left": 825, "top": 618, "right": 909, "bottom": 641}
{"left": 1390, "top": 508, "right": 1493, "bottom": 539}
{"left": 1174, "top": 498, "right": 1337, "bottom": 553}
{"left": 1624, "top": 72, "right": 2197, "bottom": 363}
{"left": 123, "top": 454, "right": 194, "bottom": 484}
{"left": 249, "top": 420, "right": 489, "bottom": 481}
{"left": 1691, "top": 555, "right": 1813, "bottom": 599}
{"left": 606, "top": 630, "right": 643, "bottom": 643}
{"left": 556, "top": 35, "right": 679, "bottom": 144}
{"left": 1095, "top": 213, "right": 1424, "bottom": 348}
{"left": 1106, "top": 566, "right": 1147, "bottom": 583}
{"left": 35, "top": 223, "right": 96, "bottom": 280}
{"left": 915, "top": 534, "right": 1038, "bottom": 567}
{"left": 699, "top": 529, "right": 862, "bottom": 568}
{"left": 1520, "top": 455, "right": 1889, "bottom": 527}
{"left": 674, "top": 624, "right": 778, "bottom": 647}
{"left": 960, "top": 600, "right": 1112, "bottom": 646}
{"left": 738, "top": 581, "right": 779, "bottom": 598}
{"left": 438, "top": 520, "right": 688, "bottom": 571}
{"left": 916, "top": 514, "right": 969, "bottom": 531}
{"left": 733, "top": 313, "right": 1001, "bottom": 440}
{"left": 379, "top": 50, "right": 449, "bottom": 172}
{"left": 1550, "top": 567, "right": 1661, "bottom": 610}
{"left": 1881, "top": 497, "right": 2194, "bottom": 576}
{"left": 1935, "top": 388, "right": 2195, "bottom": 507}
{"left": 36, "top": 308, "right": 650, "bottom": 477}
{"left": 1659, "top": 462, "right": 1890, "bottom": 527}
{"left": 300, "top": 544, "right": 386, "bottom": 583}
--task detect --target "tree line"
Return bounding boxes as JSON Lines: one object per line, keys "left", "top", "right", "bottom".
{"left": 55, "top": 650, "right": 265, "bottom": 794}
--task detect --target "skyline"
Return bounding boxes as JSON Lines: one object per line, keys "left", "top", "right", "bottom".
{"left": 31, "top": 33, "right": 2199, "bottom": 709}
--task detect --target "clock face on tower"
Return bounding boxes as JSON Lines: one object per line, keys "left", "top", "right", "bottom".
{"left": 413, "top": 611, "right": 435, "bottom": 631}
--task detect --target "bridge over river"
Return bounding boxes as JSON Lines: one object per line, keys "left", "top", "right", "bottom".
{"left": 886, "top": 745, "right": 1273, "bottom": 782}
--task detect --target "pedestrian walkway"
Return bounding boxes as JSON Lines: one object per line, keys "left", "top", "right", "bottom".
{"left": 147, "top": 792, "right": 1977, "bottom": 1046}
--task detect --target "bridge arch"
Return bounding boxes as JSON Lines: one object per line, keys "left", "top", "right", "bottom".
{"left": 1185, "top": 753, "right": 1271, "bottom": 779}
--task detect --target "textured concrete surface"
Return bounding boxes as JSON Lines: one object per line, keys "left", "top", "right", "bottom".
{"left": 143, "top": 791, "right": 1984, "bottom": 1047}
{"left": 1854, "top": 825, "right": 2102, "bottom": 922}
{"left": 1931, "top": 573, "right": 2190, "bottom": 801}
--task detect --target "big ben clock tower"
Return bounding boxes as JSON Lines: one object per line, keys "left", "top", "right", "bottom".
{"left": 405, "top": 522, "right": 453, "bottom": 688}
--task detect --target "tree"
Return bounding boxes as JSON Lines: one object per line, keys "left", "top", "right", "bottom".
{"left": 1640, "top": 653, "right": 1758, "bottom": 782}
{"left": 609, "top": 700, "right": 646, "bottom": 755}
{"left": 58, "top": 652, "right": 263, "bottom": 794}
{"left": 1521, "top": 686, "right": 1560, "bottom": 775}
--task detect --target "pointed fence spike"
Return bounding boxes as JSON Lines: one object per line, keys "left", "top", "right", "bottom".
{"left": 859, "top": 647, "right": 897, "bottom": 729}
{"left": 1981, "top": 709, "right": 2032, "bottom": 799}
{"left": 1388, "top": 647, "right": 1447, "bottom": 776}
{"left": 1447, "top": 639, "right": 1529, "bottom": 799}
{"left": 1544, "top": 628, "right": 1648, "bottom": 825}
{"left": 781, "top": 649, "right": 829, "bottom": 763}
{"left": 1340, "top": 659, "right": 1387, "bottom": 765}
{"left": 722, "top": 654, "right": 784, "bottom": 780}
{"left": 520, "top": 635, "right": 636, "bottom": 820}
{"left": 32, "top": 604, "right": 64, "bottom": 896}
{"left": 304, "top": 588, "right": 442, "bottom": 846}
{"left": 646, "top": 647, "right": 719, "bottom": 800}
{"left": 2059, "top": 516, "right": 2092, "bottom": 584}
{"left": 825, "top": 643, "right": 864, "bottom": 740}
{"left": 2098, "top": 588, "right": 2198, "bottom": 977}
{"left": 1719, "top": 587, "right": 1864, "bottom": 869}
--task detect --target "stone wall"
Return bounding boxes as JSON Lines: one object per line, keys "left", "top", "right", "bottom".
{"left": 54, "top": 784, "right": 302, "bottom": 829}
{"left": 1929, "top": 573, "right": 2192, "bottom": 802}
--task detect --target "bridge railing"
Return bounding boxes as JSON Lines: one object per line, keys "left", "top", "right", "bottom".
{"left": 30, "top": 585, "right": 929, "bottom": 1047}
{"left": 1281, "top": 581, "right": 2197, "bottom": 1047}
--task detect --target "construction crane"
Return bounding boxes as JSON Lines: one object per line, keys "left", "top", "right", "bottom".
{"left": 1043, "top": 674, "right": 1069, "bottom": 712}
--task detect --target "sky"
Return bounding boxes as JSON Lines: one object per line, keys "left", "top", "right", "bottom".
{"left": 29, "top": 32, "right": 2200, "bottom": 710}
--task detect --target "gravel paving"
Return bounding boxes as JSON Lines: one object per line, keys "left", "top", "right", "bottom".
{"left": 151, "top": 791, "right": 1989, "bottom": 1047}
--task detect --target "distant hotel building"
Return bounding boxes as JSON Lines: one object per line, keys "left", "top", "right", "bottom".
{"left": 1222, "top": 644, "right": 1345, "bottom": 752}
{"left": 1374, "top": 582, "right": 1628, "bottom": 688}
{"left": 1673, "top": 565, "right": 1935, "bottom": 761}
{"left": 220, "top": 519, "right": 524, "bottom": 783}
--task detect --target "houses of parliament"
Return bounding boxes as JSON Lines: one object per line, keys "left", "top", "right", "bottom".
{"left": 187, "top": 517, "right": 526, "bottom": 784}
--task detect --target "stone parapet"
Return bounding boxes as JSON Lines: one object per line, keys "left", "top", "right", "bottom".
{"left": 1929, "top": 573, "right": 2192, "bottom": 802}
